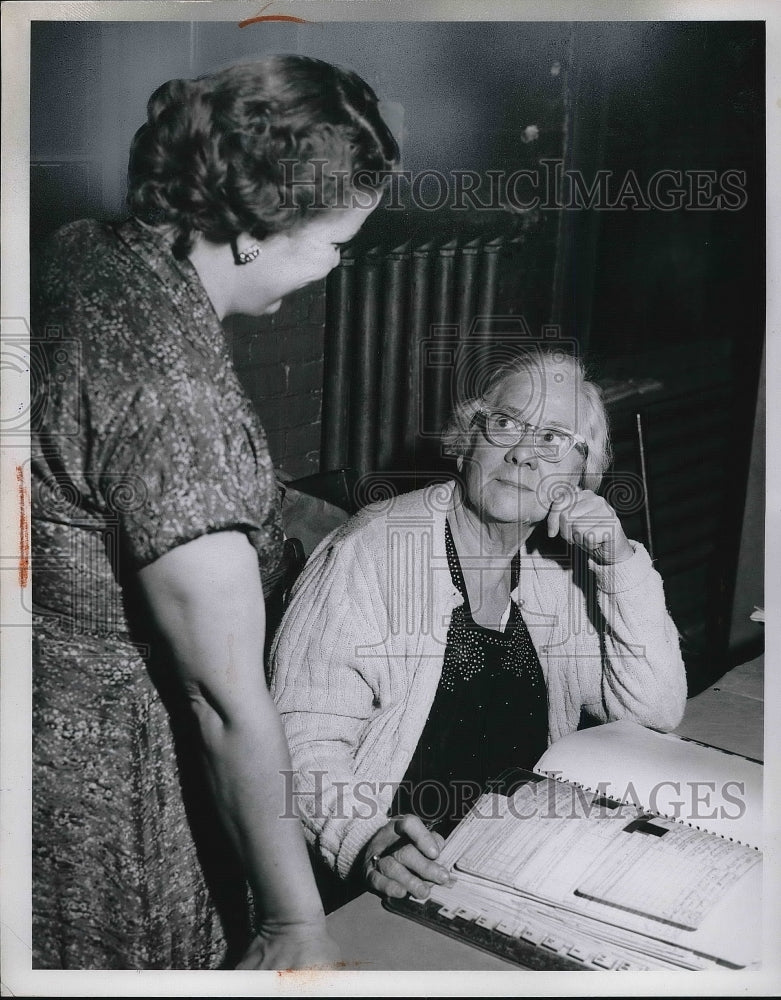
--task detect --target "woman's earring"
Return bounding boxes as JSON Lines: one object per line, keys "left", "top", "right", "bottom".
{"left": 236, "top": 243, "right": 262, "bottom": 265}
{"left": 232, "top": 237, "right": 262, "bottom": 265}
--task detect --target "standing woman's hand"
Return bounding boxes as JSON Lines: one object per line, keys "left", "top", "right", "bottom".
{"left": 546, "top": 487, "right": 635, "bottom": 565}
{"left": 137, "top": 530, "right": 340, "bottom": 970}
{"left": 236, "top": 916, "right": 341, "bottom": 970}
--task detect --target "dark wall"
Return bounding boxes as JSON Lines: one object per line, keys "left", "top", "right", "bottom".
{"left": 559, "top": 22, "right": 765, "bottom": 685}
{"left": 30, "top": 20, "right": 575, "bottom": 227}
{"left": 566, "top": 22, "right": 764, "bottom": 363}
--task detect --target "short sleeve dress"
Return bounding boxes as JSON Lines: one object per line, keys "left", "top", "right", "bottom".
{"left": 31, "top": 219, "right": 284, "bottom": 969}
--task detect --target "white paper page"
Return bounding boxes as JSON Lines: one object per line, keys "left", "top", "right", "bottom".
{"left": 574, "top": 817, "right": 761, "bottom": 929}
{"left": 455, "top": 781, "right": 638, "bottom": 901}
{"left": 535, "top": 720, "right": 763, "bottom": 848}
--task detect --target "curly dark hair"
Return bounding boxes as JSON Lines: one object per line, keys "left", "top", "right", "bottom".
{"left": 127, "top": 55, "right": 399, "bottom": 259}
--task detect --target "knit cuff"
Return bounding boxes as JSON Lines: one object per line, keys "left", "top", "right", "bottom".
{"left": 589, "top": 541, "right": 654, "bottom": 595}
{"left": 335, "top": 812, "right": 391, "bottom": 881}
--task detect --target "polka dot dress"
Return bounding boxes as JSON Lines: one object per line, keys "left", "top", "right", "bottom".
{"left": 392, "top": 520, "right": 549, "bottom": 829}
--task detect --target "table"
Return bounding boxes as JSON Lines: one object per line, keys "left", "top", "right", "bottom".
{"left": 674, "top": 654, "right": 764, "bottom": 761}
{"left": 325, "top": 656, "right": 765, "bottom": 971}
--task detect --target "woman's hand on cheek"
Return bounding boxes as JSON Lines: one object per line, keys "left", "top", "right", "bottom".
{"left": 361, "top": 815, "right": 455, "bottom": 900}
{"left": 546, "top": 488, "right": 634, "bottom": 565}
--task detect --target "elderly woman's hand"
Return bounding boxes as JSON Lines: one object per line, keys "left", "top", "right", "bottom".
{"left": 546, "top": 487, "right": 635, "bottom": 565}
{"left": 360, "top": 815, "right": 455, "bottom": 900}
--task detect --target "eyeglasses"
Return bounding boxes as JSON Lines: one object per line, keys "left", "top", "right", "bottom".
{"left": 474, "top": 408, "right": 589, "bottom": 463}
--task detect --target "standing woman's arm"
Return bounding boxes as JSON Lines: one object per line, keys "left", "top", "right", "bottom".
{"left": 137, "top": 529, "right": 338, "bottom": 970}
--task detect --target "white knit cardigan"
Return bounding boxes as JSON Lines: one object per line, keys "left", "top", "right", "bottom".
{"left": 270, "top": 481, "right": 687, "bottom": 879}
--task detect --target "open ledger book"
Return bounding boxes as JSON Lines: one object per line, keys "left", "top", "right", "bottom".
{"left": 385, "top": 720, "right": 763, "bottom": 971}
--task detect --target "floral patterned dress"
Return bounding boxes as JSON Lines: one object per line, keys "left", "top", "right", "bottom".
{"left": 31, "top": 218, "right": 284, "bottom": 969}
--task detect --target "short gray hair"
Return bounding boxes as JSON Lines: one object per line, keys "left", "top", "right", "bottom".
{"left": 442, "top": 347, "right": 612, "bottom": 492}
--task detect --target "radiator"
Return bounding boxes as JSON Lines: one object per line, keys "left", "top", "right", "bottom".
{"left": 321, "top": 232, "right": 530, "bottom": 480}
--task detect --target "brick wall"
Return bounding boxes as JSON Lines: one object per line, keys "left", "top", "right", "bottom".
{"left": 224, "top": 281, "right": 326, "bottom": 479}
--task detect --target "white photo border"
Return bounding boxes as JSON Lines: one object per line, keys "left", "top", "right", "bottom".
{"left": 2, "top": 1, "right": 779, "bottom": 996}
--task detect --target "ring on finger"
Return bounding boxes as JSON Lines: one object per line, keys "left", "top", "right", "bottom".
{"left": 367, "top": 852, "right": 383, "bottom": 873}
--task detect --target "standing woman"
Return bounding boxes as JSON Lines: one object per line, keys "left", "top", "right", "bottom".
{"left": 31, "top": 56, "right": 397, "bottom": 970}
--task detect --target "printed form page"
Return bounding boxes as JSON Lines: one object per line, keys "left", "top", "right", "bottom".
{"left": 432, "top": 779, "right": 761, "bottom": 968}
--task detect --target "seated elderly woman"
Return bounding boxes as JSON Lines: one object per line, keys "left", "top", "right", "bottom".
{"left": 269, "top": 347, "right": 687, "bottom": 904}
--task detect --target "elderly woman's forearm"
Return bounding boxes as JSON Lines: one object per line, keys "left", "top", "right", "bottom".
{"left": 280, "top": 724, "right": 392, "bottom": 877}
{"left": 599, "top": 600, "right": 686, "bottom": 725}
